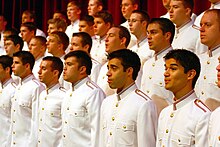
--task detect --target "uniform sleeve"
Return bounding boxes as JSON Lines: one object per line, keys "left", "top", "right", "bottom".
{"left": 87, "top": 89, "right": 105, "bottom": 147}
{"left": 137, "top": 100, "right": 158, "bottom": 147}
{"left": 195, "top": 112, "right": 211, "bottom": 147}
{"left": 99, "top": 99, "right": 106, "bottom": 147}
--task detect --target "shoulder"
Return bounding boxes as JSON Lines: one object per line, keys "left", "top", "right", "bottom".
{"left": 193, "top": 99, "right": 211, "bottom": 113}
{"left": 134, "top": 89, "right": 152, "bottom": 101}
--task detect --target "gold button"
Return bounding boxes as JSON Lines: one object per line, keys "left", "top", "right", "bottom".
{"left": 204, "top": 76, "right": 206, "bottom": 80}
{"left": 13, "top": 131, "right": 15, "bottom": 134}
{"left": 149, "top": 76, "right": 152, "bottom": 79}
{"left": 218, "top": 136, "right": 220, "bottom": 141}
{"left": 70, "top": 93, "right": 72, "bottom": 97}
{"left": 13, "top": 120, "right": 15, "bottom": 123}
{"left": 44, "top": 97, "right": 47, "bottom": 100}
{"left": 39, "top": 129, "right": 41, "bottom": 132}
{"left": 123, "top": 125, "right": 126, "bottom": 129}
{"left": 67, "top": 107, "right": 69, "bottom": 110}
{"left": 152, "top": 63, "right": 155, "bottom": 67}
{"left": 74, "top": 113, "right": 77, "bottom": 115}
{"left": 170, "top": 113, "right": 174, "bottom": 118}
{"left": 115, "top": 103, "right": 118, "bottom": 107}
{"left": 65, "top": 121, "right": 67, "bottom": 124}
{"left": 38, "top": 140, "right": 40, "bottom": 143}
{"left": 201, "top": 91, "right": 204, "bottom": 95}
{"left": 147, "top": 90, "right": 149, "bottom": 93}
{"left": 207, "top": 61, "right": 210, "bottom": 64}
{"left": 109, "top": 132, "right": 112, "bottom": 135}
{"left": 40, "top": 118, "right": 42, "bottom": 121}
{"left": 166, "top": 129, "right": 169, "bottom": 133}
{"left": 159, "top": 82, "right": 162, "bottom": 85}
{"left": 102, "top": 76, "right": 105, "bottom": 79}
{"left": 13, "top": 109, "right": 15, "bottom": 112}
{"left": 13, "top": 142, "right": 15, "bottom": 145}
{"left": 178, "top": 139, "right": 181, "bottom": 142}
{"left": 112, "top": 117, "right": 115, "bottom": 121}
{"left": 63, "top": 135, "right": 66, "bottom": 138}
{"left": 51, "top": 113, "right": 54, "bottom": 116}
{"left": 14, "top": 99, "right": 16, "bottom": 101}
{"left": 42, "top": 108, "right": 44, "bottom": 110}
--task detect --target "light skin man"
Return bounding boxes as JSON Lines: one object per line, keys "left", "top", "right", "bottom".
{"left": 87, "top": 0, "right": 103, "bottom": 16}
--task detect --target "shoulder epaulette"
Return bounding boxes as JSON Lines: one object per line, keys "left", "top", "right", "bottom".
{"left": 86, "top": 81, "right": 98, "bottom": 90}
{"left": 59, "top": 86, "right": 66, "bottom": 92}
{"left": 135, "top": 89, "right": 151, "bottom": 101}
{"left": 92, "top": 58, "right": 101, "bottom": 65}
{"left": 32, "top": 78, "right": 41, "bottom": 86}
{"left": 11, "top": 82, "right": 17, "bottom": 88}
{"left": 194, "top": 99, "right": 211, "bottom": 112}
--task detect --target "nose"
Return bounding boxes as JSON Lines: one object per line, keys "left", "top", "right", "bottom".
{"left": 216, "top": 63, "right": 220, "bottom": 71}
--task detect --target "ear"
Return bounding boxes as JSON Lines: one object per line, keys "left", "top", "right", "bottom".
{"left": 97, "top": 5, "right": 103, "bottom": 11}
{"left": 126, "top": 67, "right": 133, "bottom": 78}
{"left": 133, "top": 4, "right": 138, "bottom": 10}
{"left": 83, "top": 44, "right": 90, "bottom": 53}
{"left": 5, "top": 67, "right": 11, "bottom": 74}
{"left": 120, "top": 37, "right": 126, "bottom": 46}
{"left": 53, "top": 70, "right": 59, "bottom": 77}
{"left": 187, "top": 69, "right": 196, "bottom": 80}
{"left": 77, "top": 9, "right": 81, "bottom": 15}
{"left": 79, "top": 66, "right": 86, "bottom": 74}
{"left": 15, "top": 44, "right": 21, "bottom": 51}
{"left": 165, "top": 32, "right": 171, "bottom": 41}
{"left": 25, "top": 63, "right": 31, "bottom": 70}
{"left": 106, "top": 22, "right": 111, "bottom": 30}
{"left": 185, "top": 7, "right": 191, "bottom": 16}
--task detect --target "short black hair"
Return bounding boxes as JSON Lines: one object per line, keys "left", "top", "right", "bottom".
{"left": 42, "top": 56, "right": 63, "bottom": 78}
{"left": 107, "top": 49, "right": 141, "bottom": 80}
{"left": 0, "top": 55, "right": 13, "bottom": 75}
{"left": 64, "top": 50, "right": 92, "bottom": 75}
{"left": 72, "top": 32, "right": 92, "bottom": 53}
{"left": 13, "top": 51, "right": 35, "bottom": 71}
{"left": 5, "top": 35, "right": 24, "bottom": 51}
{"left": 164, "top": 49, "right": 200, "bottom": 88}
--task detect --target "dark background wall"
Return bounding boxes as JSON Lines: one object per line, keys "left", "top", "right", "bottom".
{"left": 0, "top": 0, "right": 210, "bottom": 35}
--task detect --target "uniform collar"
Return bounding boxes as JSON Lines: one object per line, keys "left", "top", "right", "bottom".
{"left": 1, "top": 78, "right": 13, "bottom": 89}
{"left": 137, "top": 36, "right": 148, "bottom": 48}
{"left": 173, "top": 90, "right": 196, "bottom": 110}
{"left": 72, "top": 77, "right": 89, "bottom": 91}
{"left": 21, "top": 74, "right": 35, "bottom": 85}
{"left": 117, "top": 82, "right": 136, "bottom": 101}
{"left": 211, "top": 2, "right": 220, "bottom": 9}
{"left": 71, "top": 19, "right": 79, "bottom": 26}
{"left": 154, "top": 46, "right": 173, "bottom": 60}
{"left": 46, "top": 83, "right": 60, "bottom": 94}
{"left": 176, "top": 19, "right": 193, "bottom": 34}
{"left": 208, "top": 44, "right": 220, "bottom": 57}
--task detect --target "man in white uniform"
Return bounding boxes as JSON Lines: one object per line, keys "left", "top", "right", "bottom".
{"left": 62, "top": 50, "right": 105, "bottom": 147}
{"left": 91, "top": 11, "right": 113, "bottom": 65}
{"left": 10, "top": 51, "right": 44, "bottom": 146}
{"left": 70, "top": 32, "right": 101, "bottom": 83}
{"left": 120, "top": 0, "right": 138, "bottom": 48}
{"left": 4, "top": 35, "right": 23, "bottom": 57}
{"left": 0, "top": 55, "right": 16, "bottom": 146}
{"left": 169, "top": 0, "right": 207, "bottom": 55}
{"left": 129, "top": 10, "right": 154, "bottom": 65}
{"left": 87, "top": 0, "right": 103, "bottom": 16}
{"left": 141, "top": 18, "right": 175, "bottom": 115}
{"left": 97, "top": 26, "right": 130, "bottom": 96}
{"left": 195, "top": 9, "right": 220, "bottom": 111}
{"left": 208, "top": 57, "right": 220, "bottom": 146}
{"left": 100, "top": 49, "right": 158, "bottom": 147}
{"left": 156, "top": 49, "right": 211, "bottom": 147}
{"left": 37, "top": 56, "right": 65, "bottom": 147}
{"left": 65, "top": 1, "right": 81, "bottom": 41}
{"left": 29, "top": 36, "right": 46, "bottom": 79}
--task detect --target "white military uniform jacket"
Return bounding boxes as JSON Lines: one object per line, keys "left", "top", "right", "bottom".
{"left": 141, "top": 47, "right": 173, "bottom": 104}
{"left": 130, "top": 37, "right": 155, "bottom": 66}
{"left": 0, "top": 79, "right": 16, "bottom": 147}
{"left": 10, "top": 74, "right": 44, "bottom": 147}
{"left": 65, "top": 19, "right": 79, "bottom": 42}
{"left": 90, "top": 35, "right": 107, "bottom": 65}
{"left": 156, "top": 90, "right": 211, "bottom": 147}
{"left": 97, "top": 62, "right": 116, "bottom": 96}
{"left": 160, "top": 12, "right": 197, "bottom": 22}
{"left": 37, "top": 83, "right": 65, "bottom": 147}
{"left": 62, "top": 77, "right": 105, "bottom": 147}
{"left": 195, "top": 46, "right": 220, "bottom": 102}
{"left": 100, "top": 83, "right": 158, "bottom": 147}
{"left": 209, "top": 106, "right": 220, "bottom": 146}
{"left": 90, "top": 58, "right": 102, "bottom": 83}
{"left": 172, "top": 20, "right": 208, "bottom": 55}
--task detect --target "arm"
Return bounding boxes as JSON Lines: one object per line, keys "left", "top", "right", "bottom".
{"left": 137, "top": 100, "right": 158, "bottom": 147}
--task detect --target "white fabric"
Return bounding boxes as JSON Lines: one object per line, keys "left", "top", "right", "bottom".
{"left": 90, "top": 58, "right": 101, "bottom": 83}
{"left": 62, "top": 77, "right": 105, "bottom": 147}
{"left": 156, "top": 91, "right": 211, "bottom": 147}
{"left": 121, "top": 21, "right": 137, "bottom": 48}
{"left": 195, "top": 46, "right": 220, "bottom": 102}
{"left": 141, "top": 47, "right": 173, "bottom": 104}
{"left": 36, "top": 29, "right": 46, "bottom": 38}
{"left": 10, "top": 74, "right": 44, "bottom": 146}
{"left": 32, "top": 56, "right": 44, "bottom": 80}
{"left": 65, "top": 19, "right": 79, "bottom": 42}
{"left": 0, "top": 79, "right": 16, "bottom": 147}
{"left": 208, "top": 106, "right": 220, "bottom": 146}
{"left": 172, "top": 20, "right": 208, "bottom": 55}
{"left": 161, "top": 12, "right": 197, "bottom": 22}
{"left": 37, "top": 83, "right": 65, "bottom": 147}
{"left": 100, "top": 83, "right": 158, "bottom": 147}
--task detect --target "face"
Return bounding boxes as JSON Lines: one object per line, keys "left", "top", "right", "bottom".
{"left": 162, "top": 0, "right": 171, "bottom": 9}
{"left": 200, "top": 11, "right": 220, "bottom": 49}
{"left": 63, "top": 56, "right": 81, "bottom": 83}
{"left": 22, "top": 13, "right": 33, "bottom": 23}
{"left": 67, "top": 5, "right": 81, "bottom": 22}
{"left": 209, "top": 0, "right": 220, "bottom": 3}
{"left": 0, "top": 64, "right": 7, "bottom": 83}
{"left": 79, "top": 20, "right": 93, "bottom": 35}
{"left": 29, "top": 38, "right": 44, "bottom": 59}
{"left": 3, "top": 31, "right": 12, "bottom": 45}
{"left": 129, "top": 13, "right": 145, "bottom": 36}
{"left": 216, "top": 57, "right": 220, "bottom": 87}
{"left": 93, "top": 17, "right": 110, "bottom": 37}
{"left": 88, "top": 0, "right": 102, "bottom": 16}
{"left": 121, "top": 0, "right": 137, "bottom": 20}
{"left": 38, "top": 60, "right": 55, "bottom": 87}
{"left": 46, "top": 35, "right": 61, "bottom": 54}
{"left": 147, "top": 23, "right": 169, "bottom": 53}
{"left": 164, "top": 58, "right": 188, "bottom": 94}
{"left": 169, "top": 0, "right": 189, "bottom": 26}
{"left": 105, "top": 27, "right": 122, "bottom": 53}
{"left": 20, "top": 26, "right": 34, "bottom": 42}
{"left": 70, "top": 36, "right": 86, "bottom": 52}
{"left": 47, "top": 24, "right": 58, "bottom": 36}
{"left": 107, "top": 58, "right": 130, "bottom": 92}
{"left": 12, "top": 57, "right": 27, "bottom": 78}
{"left": 4, "top": 40, "right": 18, "bottom": 57}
